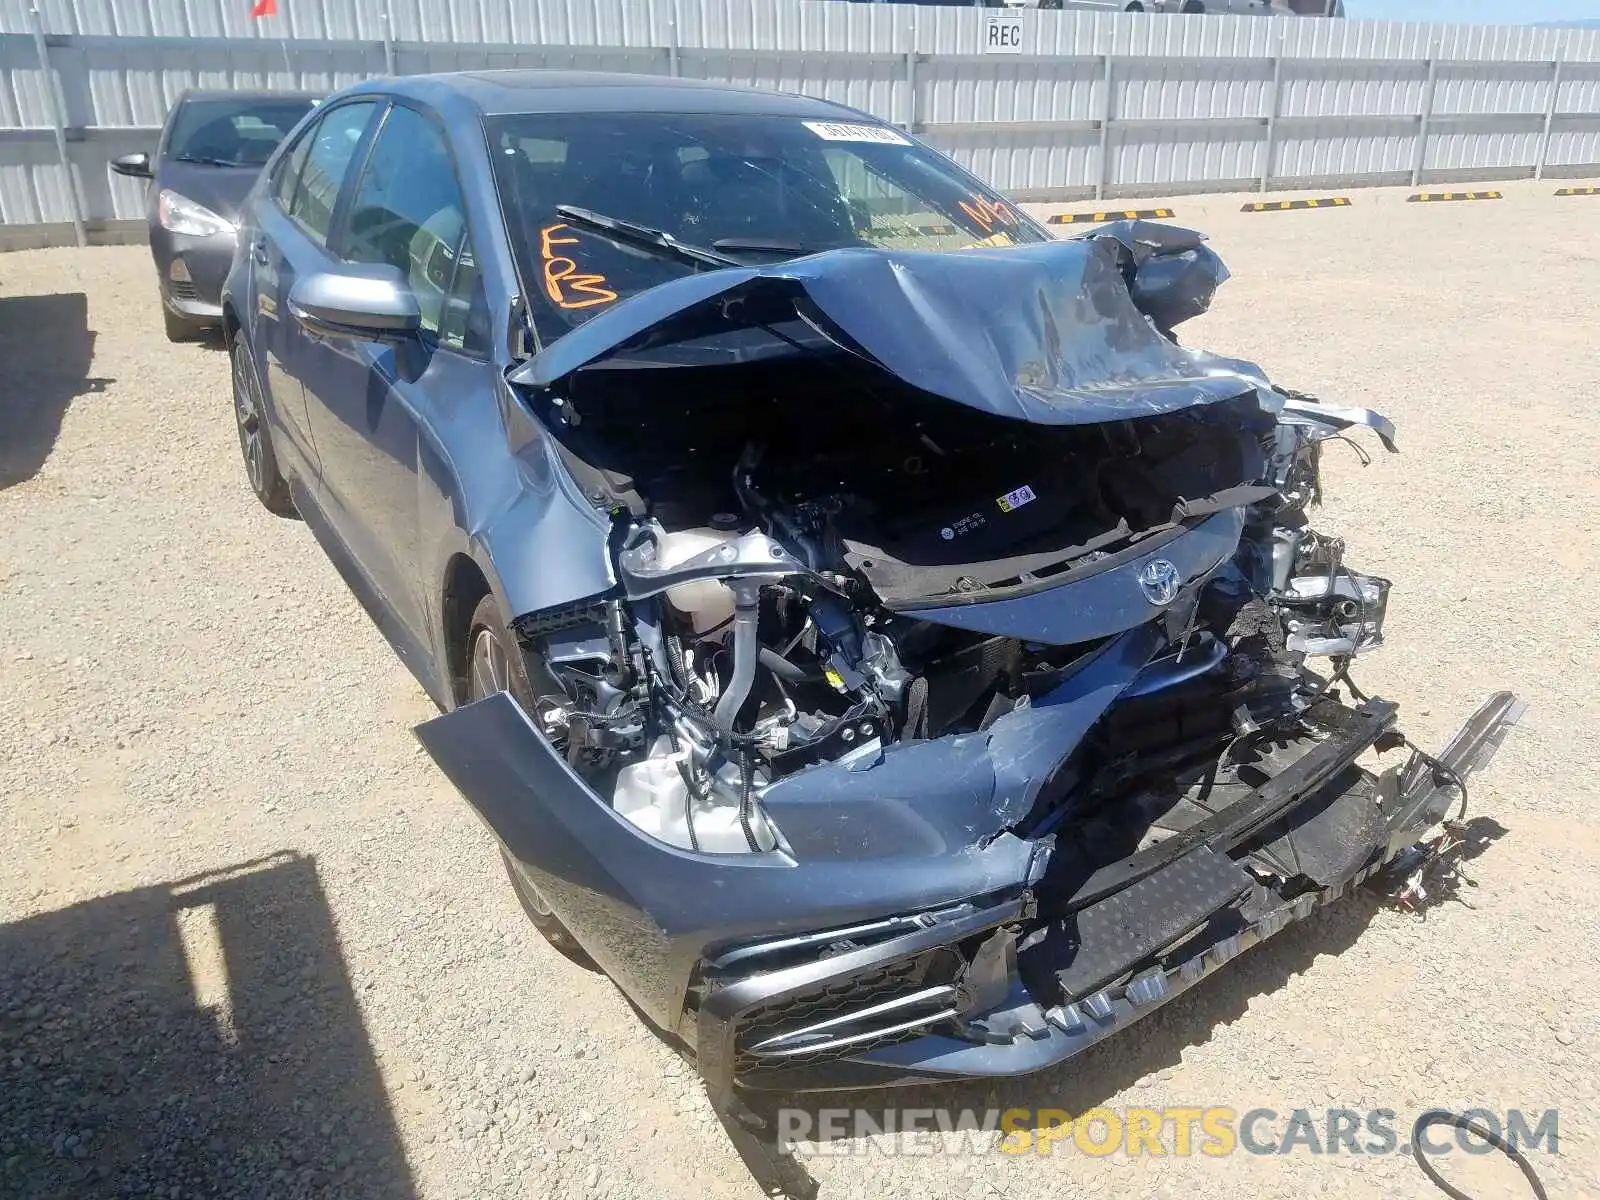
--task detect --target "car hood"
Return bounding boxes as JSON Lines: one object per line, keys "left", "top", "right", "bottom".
{"left": 510, "top": 224, "right": 1269, "bottom": 425}
{"left": 154, "top": 160, "right": 262, "bottom": 223}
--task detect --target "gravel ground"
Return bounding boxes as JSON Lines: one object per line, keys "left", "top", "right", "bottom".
{"left": 1, "top": 177, "right": 1598, "bottom": 1200}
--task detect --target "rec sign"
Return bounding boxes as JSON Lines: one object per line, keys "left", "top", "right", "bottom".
{"left": 982, "top": 12, "right": 1025, "bottom": 54}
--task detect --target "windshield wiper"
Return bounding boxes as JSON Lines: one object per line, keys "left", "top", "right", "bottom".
{"left": 553, "top": 204, "right": 743, "bottom": 270}
{"left": 710, "top": 237, "right": 813, "bottom": 257}
{"left": 173, "top": 154, "right": 242, "bottom": 167}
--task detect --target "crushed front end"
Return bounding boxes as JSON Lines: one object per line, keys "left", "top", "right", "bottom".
{"left": 415, "top": 222, "right": 1521, "bottom": 1170}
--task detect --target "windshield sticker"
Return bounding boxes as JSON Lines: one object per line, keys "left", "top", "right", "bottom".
{"left": 959, "top": 195, "right": 1020, "bottom": 234}
{"left": 996, "top": 484, "right": 1037, "bottom": 514}
{"left": 802, "top": 121, "right": 912, "bottom": 146}
{"left": 539, "top": 223, "right": 619, "bottom": 311}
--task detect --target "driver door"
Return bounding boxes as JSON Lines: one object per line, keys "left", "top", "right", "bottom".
{"left": 301, "top": 101, "right": 496, "bottom": 676}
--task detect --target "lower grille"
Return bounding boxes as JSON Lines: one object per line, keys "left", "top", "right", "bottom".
{"left": 732, "top": 947, "right": 963, "bottom": 1076}
{"left": 168, "top": 279, "right": 199, "bottom": 302}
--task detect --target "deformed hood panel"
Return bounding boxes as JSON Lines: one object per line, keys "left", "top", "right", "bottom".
{"left": 511, "top": 223, "right": 1263, "bottom": 425}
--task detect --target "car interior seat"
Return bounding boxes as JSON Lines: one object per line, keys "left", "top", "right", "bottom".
{"left": 179, "top": 115, "right": 248, "bottom": 164}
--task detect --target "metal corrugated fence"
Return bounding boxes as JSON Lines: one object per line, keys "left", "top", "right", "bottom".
{"left": 2, "top": 0, "right": 1598, "bottom": 247}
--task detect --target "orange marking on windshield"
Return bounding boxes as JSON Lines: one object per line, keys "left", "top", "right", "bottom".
{"left": 958, "top": 196, "right": 1019, "bottom": 233}
{"left": 539, "top": 223, "right": 619, "bottom": 310}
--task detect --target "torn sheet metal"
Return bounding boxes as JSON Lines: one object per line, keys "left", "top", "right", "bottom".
{"left": 1278, "top": 396, "right": 1399, "bottom": 453}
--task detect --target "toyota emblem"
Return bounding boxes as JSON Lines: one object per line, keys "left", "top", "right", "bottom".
{"left": 1137, "top": 558, "right": 1181, "bottom": 606}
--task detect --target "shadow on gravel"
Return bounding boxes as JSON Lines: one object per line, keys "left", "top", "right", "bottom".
{"left": 0, "top": 852, "right": 415, "bottom": 1199}
{"left": 0, "top": 292, "right": 112, "bottom": 491}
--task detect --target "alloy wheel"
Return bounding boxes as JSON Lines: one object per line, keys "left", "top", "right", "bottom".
{"left": 469, "top": 627, "right": 510, "bottom": 702}
{"left": 232, "top": 342, "right": 266, "bottom": 495}
{"left": 469, "top": 625, "right": 554, "bottom": 918}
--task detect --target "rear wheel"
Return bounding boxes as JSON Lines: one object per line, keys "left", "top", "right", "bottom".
{"left": 230, "top": 332, "right": 296, "bottom": 516}
{"left": 466, "top": 593, "right": 594, "bottom": 968}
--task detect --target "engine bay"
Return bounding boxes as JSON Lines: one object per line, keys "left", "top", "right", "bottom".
{"left": 511, "top": 366, "right": 1393, "bottom": 857}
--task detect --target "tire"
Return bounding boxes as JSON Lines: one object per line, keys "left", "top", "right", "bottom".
{"left": 466, "top": 593, "right": 595, "bottom": 968}
{"left": 229, "top": 331, "right": 297, "bottom": 517}
{"left": 163, "top": 305, "right": 205, "bottom": 343}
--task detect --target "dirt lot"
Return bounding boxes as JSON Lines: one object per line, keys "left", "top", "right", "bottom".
{"left": 2, "top": 178, "right": 1598, "bottom": 1200}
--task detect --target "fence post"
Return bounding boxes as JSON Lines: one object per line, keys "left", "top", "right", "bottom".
{"left": 904, "top": 21, "right": 918, "bottom": 133}
{"left": 1534, "top": 49, "right": 1563, "bottom": 182}
{"left": 1261, "top": 32, "right": 1284, "bottom": 195}
{"left": 1411, "top": 43, "right": 1438, "bottom": 189}
{"left": 380, "top": 0, "right": 396, "bottom": 76}
{"left": 28, "top": 5, "right": 85, "bottom": 247}
{"left": 668, "top": 0, "right": 681, "bottom": 77}
{"left": 1095, "top": 39, "right": 1114, "bottom": 202}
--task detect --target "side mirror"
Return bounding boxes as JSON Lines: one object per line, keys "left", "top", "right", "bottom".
{"left": 111, "top": 151, "right": 153, "bottom": 179}
{"left": 287, "top": 265, "right": 421, "bottom": 342}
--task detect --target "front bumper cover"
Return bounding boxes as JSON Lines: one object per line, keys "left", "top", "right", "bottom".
{"left": 418, "top": 683, "right": 1521, "bottom": 1100}
{"left": 695, "top": 692, "right": 1524, "bottom": 1099}
{"left": 150, "top": 225, "right": 235, "bottom": 319}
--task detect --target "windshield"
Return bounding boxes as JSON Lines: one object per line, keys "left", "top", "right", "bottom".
{"left": 485, "top": 111, "right": 1049, "bottom": 347}
{"left": 166, "top": 97, "right": 317, "bottom": 168}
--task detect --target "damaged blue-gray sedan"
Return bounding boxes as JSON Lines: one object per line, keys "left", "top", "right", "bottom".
{"left": 221, "top": 70, "right": 1521, "bottom": 1192}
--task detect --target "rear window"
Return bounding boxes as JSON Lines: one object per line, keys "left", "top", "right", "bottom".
{"left": 166, "top": 97, "right": 318, "bottom": 169}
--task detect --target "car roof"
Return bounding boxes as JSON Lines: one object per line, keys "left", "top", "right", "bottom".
{"left": 174, "top": 88, "right": 323, "bottom": 104}
{"left": 344, "top": 70, "right": 866, "bottom": 121}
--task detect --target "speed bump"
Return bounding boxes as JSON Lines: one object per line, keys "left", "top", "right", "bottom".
{"left": 1048, "top": 207, "right": 1174, "bottom": 225}
{"left": 1555, "top": 186, "right": 1598, "bottom": 196}
{"left": 1242, "top": 197, "right": 1351, "bottom": 212}
{"left": 1406, "top": 191, "right": 1502, "bottom": 202}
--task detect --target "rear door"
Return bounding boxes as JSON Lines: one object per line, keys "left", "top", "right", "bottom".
{"left": 249, "top": 99, "right": 381, "bottom": 488}
{"left": 305, "top": 101, "right": 498, "bottom": 672}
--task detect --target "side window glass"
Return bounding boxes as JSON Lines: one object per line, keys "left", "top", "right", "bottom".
{"left": 343, "top": 105, "right": 487, "bottom": 354}
{"left": 440, "top": 241, "right": 490, "bottom": 354}
{"left": 272, "top": 122, "right": 315, "bottom": 210}
{"left": 287, "top": 100, "right": 377, "bottom": 246}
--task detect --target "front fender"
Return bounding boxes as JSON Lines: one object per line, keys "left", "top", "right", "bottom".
{"left": 467, "top": 384, "right": 616, "bottom": 621}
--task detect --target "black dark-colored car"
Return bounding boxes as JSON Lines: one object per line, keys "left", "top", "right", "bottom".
{"left": 219, "top": 70, "right": 1519, "bottom": 1192}
{"left": 112, "top": 89, "right": 319, "bottom": 341}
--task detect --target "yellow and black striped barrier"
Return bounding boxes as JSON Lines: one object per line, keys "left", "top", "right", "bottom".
{"left": 1555, "top": 186, "right": 1598, "bottom": 196}
{"left": 1048, "top": 207, "right": 1174, "bottom": 225}
{"left": 1241, "top": 197, "right": 1351, "bottom": 212}
{"left": 1407, "top": 191, "right": 1502, "bottom": 202}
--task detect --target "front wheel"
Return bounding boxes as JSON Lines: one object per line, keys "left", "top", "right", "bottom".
{"left": 466, "top": 594, "right": 594, "bottom": 968}
{"left": 230, "top": 333, "right": 296, "bottom": 516}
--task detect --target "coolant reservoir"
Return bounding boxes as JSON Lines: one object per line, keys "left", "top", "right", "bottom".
{"left": 612, "top": 736, "right": 777, "bottom": 853}
{"left": 654, "top": 528, "right": 738, "bottom": 636}
{"left": 612, "top": 739, "right": 689, "bottom": 842}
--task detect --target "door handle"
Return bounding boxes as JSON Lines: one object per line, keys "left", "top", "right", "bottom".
{"left": 251, "top": 239, "right": 269, "bottom": 265}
